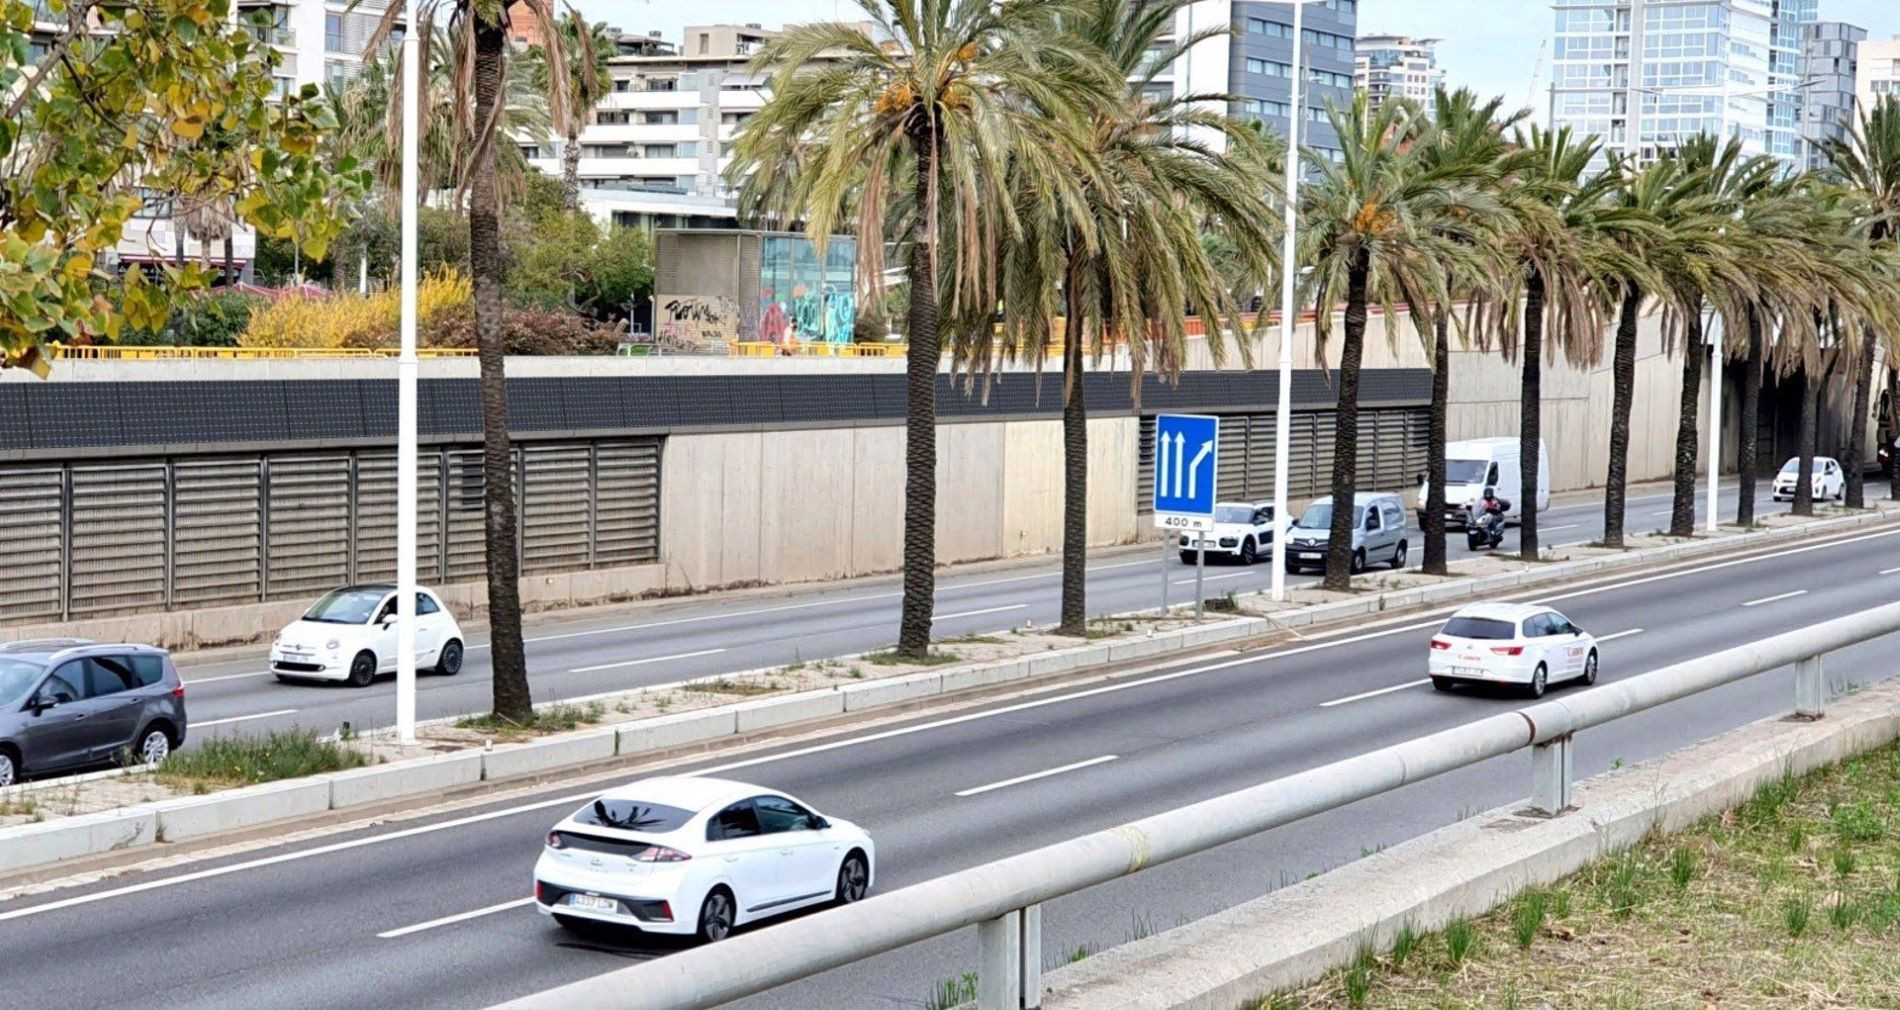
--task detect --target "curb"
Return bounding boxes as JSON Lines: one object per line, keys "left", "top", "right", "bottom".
{"left": 1, "top": 507, "right": 1891, "bottom": 877}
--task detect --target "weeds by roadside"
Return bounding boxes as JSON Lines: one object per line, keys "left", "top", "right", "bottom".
{"left": 155, "top": 729, "right": 368, "bottom": 788}
{"left": 454, "top": 701, "right": 606, "bottom": 737}
{"left": 863, "top": 649, "right": 961, "bottom": 667}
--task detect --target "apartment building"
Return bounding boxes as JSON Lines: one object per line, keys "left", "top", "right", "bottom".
{"left": 1856, "top": 35, "right": 1900, "bottom": 114}
{"left": 1801, "top": 21, "right": 1865, "bottom": 172}
{"left": 1549, "top": 0, "right": 1817, "bottom": 171}
{"left": 1159, "top": 1, "right": 1357, "bottom": 160}
{"left": 1354, "top": 33, "right": 1445, "bottom": 112}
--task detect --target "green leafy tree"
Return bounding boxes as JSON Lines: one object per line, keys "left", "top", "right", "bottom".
{"left": 1, "top": 0, "right": 362, "bottom": 371}
{"left": 730, "top": 0, "right": 1108, "bottom": 658}
{"left": 520, "top": 5, "right": 613, "bottom": 211}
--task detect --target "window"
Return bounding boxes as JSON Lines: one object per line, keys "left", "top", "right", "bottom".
{"left": 642, "top": 144, "right": 677, "bottom": 159}
{"left": 374, "top": 596, "right": 397, "bottom": 624}
{"left": 85, "top": 657, "right": 140, "bottom": 697}
{"left": 129, "top": 655, "right": 165, "bottom": 688}
{"left": 1364, "top": 506, "right": 1381, "bottom": 531}
{"left": 1382, "top": 505, "right": 1404, "bottom": 530}
{"left": 1214, "top": 505, "right": 1255, "bottom": 524}
{"left": 0, "top": 659, "right": 47, "bottom": 708}
{"left": 638, "top": 110, "right": 679, "bottom": 125}
{"left": 707, "top": 801, "right": 762, "bottom": 841}
{"left": 1523, "top": 615, "right": 1553, "bottom": 638}
{"left": 574, "top": 798, "right": 694, "bottom": 832}
{"left": 1441, "top": 617, "right": 1514, "bottom": 640}
{"left": 38, "top": 663, "right": 85, "bottom": 705}
{"left": 753, "top": 796, "right": 817, "bottom": 834}
{"left": 325, "top": 13, "right": 343, "bottom": 53}
{"left": 1246, "top": 17, "right": 1290, "bottom": 39}
{"left": 302, "top": 588, "right": 388, "bottom": 625}
{"left": 1245, "top": 58, "right": 1291, "bottom": 78}
{"left": 416, "top": 593, "right": 440, "bottom": 616}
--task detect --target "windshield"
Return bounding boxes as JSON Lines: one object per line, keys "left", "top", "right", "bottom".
{"left": 1444, "top": 459, "right": 1490, "bottom": 485}
{"left": 1214, "top": 505, "right": 1257, "bottom": 524}
{"left": 0, "top": 659, "right": 47, "bottom": 707}
{"left": 302, "top": 588, "right": 388, "bottom": 625}
{"left": 575, "top": 798, "right": 695, "bottom": 833}
{"left": 1778, "top": 459, "right": 1802, "bottom": 475}
{"left": 1295, "top": 503, "right": 1332, "bottom": 529}
{"left": 1442, "top": 617, "right": 1516, "bottom": 640}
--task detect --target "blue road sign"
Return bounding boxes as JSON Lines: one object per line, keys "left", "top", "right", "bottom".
{"left": 1152, "top": 413, "right": 1220, "bottom": 529}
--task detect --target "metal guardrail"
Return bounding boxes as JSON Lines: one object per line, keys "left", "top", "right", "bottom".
{"left": 45, "top": 344, "right": 480, "bottom": 361}
{"left": 493, "top": 599, "right": 1900, "bottom": 1010}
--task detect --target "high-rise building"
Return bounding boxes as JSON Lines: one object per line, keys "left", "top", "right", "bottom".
{"left": 1549, "top": 0, "right": 1817, "bottom": 171}
{"left": 1801, "top": 21, "right": 1865, "bottom": 172}
{"left": 1855, "top": 35, "right": 1900, "bottom": 113}
{"left": 1160, "top": 1, "right": 1358, "bottom": 161}
{"left": 1354, "top": 34, "right": 1445, "bottom": 112}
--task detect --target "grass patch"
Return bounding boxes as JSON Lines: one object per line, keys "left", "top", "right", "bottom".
{"left": 1275, "top": 736, "right": 1900, "bottom": 1008}
{"left": 864, "top": 649, "right": 961, "bottom": 667}
{"left": 939, "top": 634, "right": 1005, "bottom": 646}
{"left": 455, "top": 701, "right": 605, "bottom": 736}
{"left": 156, "top": 728, "right": 367, "bottom": 788}
{"left": 689, "top": 677, "right": 781, "bottom": 697}
{"left": 1204, "top": 590, "right": 1242, "bottom": 614}
{"left": 923, "top": 972, "right": 977, "bottom": 1010}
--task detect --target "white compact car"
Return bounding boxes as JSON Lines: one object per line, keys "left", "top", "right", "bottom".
{"left": 534, "top": 776, "right": 875, "bottom": 942}
{"left": 1178, "top": 501, "right": 1284, "bottom": 564}
{"left": 1428, "top": 603, "right": 1598, "bottom": 698}
{"left": 1771, "top": 456, "right": 1845, "bottom": 503}
{"left": 270, "top": 584, "right": 465, "bottom": 687}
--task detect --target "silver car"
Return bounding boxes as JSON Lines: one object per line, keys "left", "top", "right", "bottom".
{"left": 1282, "top": 492, "right": 1410, "bottom": 574}
{"left": 0, "top": 640, "right": 188, "bottom": 788}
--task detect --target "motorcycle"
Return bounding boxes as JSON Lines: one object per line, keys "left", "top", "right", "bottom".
{"left": 1465, "top": 501, "right": 1506, "bottom": 551}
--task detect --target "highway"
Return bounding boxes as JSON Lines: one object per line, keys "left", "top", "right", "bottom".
{"left": 172, "top": 483, "right": 1763, "bottom": 743}
{"left": 0, "top": 509, "right": 1887, "bottom": 1010}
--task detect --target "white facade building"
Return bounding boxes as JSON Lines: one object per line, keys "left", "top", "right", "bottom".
{"left": 1855, "top": 35, "right": 1900, "bottom": 114}
{"left": 1354, "top": 34, "right": 1444, "bottom": 112}
{"left": 1549, "top": 0, "right": 1817, "bottom": 171}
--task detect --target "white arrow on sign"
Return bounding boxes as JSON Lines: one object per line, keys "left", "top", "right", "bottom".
{"left": 1156, "top": 428, "right": 1171, "bottom": 499}
{"left": 1187, "top": 440, "right": 1213, "bottom": 499}
{"left": 1171, "top": 432, "right": 1186, "bottom": 497}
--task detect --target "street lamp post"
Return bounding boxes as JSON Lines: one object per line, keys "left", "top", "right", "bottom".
{"left": 1269, "top": 0, "right": 1323, "bottom": 602}
{"left": 396, "top": 23, "right": 420, "bottom": 743}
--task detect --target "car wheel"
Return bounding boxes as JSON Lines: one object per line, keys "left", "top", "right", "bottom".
{"left": 347, "top": 651, "right": 378, "bottom": 689}
{"left": 697, "top": 888, "right": 736, "bottom": 943}
{"left": 0, "top": 748, "right": 16, "bottom": 788}
{"left": 1580, "top": 650, "right": 1599, "bottom": 686}
{"left": 135, "top": 726, "right": 172, "bottom": 766}
{"left": 1528, "top": 663, "right": 1548, "bottom": 699}
{"left": 433, "top": 639, "right": 464, "bottom": 676}
{"left": 1179, "top": 552, "right": 1196, "bottom": 565}
{"left": 1350, "top": 549, "right": 1366, "bottom": 574}
{"left": 1390, "top": 540, "right": 1408, "bottom": 570}
{"left": 836, "top": 853, "right": 870, "bottom": 904}
{"left": 1431, "top": 676, "right": 1455, "bottom": 693}
{"left": 1240, "top": 539, "right": 1257, "bottom": 565}
{"left": 1283, "top": 560, "right": 1301, "bottom": 575}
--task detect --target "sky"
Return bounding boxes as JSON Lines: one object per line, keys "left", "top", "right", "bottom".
{"left": 580, "top": 0, "right": 1900, "bottom": 121}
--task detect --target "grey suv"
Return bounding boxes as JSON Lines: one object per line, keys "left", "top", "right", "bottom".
{"left": 0, "top": 640, "right": 188, "bottom": 788}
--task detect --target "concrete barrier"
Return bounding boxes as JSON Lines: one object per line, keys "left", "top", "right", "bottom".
{"left": 617, "top": 708, "right": 740, "bottom": 756}
{"left": 482, "top": 730, "right": 619, "bottom": 783}
{"left": 327, "top": 750, "right": 485, "bottom": 810}
{"left": 152, "top": 777, "right": 333, "bottom": 842}
{"left": 0, "top": 808, "right": 157, "bottom": 872}
{"left": 838, "top": 673, "right": 943, "bottom": 712}
{"left": 730, "top": 691, "right": 847, "bottom": 734}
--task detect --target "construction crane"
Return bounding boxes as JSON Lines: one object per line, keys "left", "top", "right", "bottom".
{"left": 1526, "top": 37, "right": 1548, "bottom": 115}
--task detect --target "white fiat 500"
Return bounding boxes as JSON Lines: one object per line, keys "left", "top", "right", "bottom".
{"left": 269, "top": 584, "right": 465, "bottom": 688}
{"left": 1428, "top": 603, "right": 1598, "bottom": 698}
{"left": 533, "top": 776, "right": 875, "bottom": 942}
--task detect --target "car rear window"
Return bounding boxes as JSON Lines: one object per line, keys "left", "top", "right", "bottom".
{"left": 1442, "top": 617, "right": 1515, "bottom": 640}
{"left": 129, "top": 654, "right": 166, "bottom": 687}
{"left": 573, "top": 798, "right": 695, "bottom": 833}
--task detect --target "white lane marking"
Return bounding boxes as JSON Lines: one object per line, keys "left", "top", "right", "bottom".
{"left": 1741, "top": 590, "right": 1807, "bottom": 608}
{"left": 954, "top": 755, "right": 1119, "bottom": 797}
{"left": 377, "top": 897, "right": 535, "bottom": 939}
{"left": 932, "top": 605, "right": 1028, "bottom": 622}
{"left": 568, "top": 648, "right": 727, "bottom": 675}
{"left": 1880, "top": 566, "right": 1900, "bottom": 576}
{"left": 1172, "top": 572, "right": 1256, "bottom": 586}
{"left": 184, "top": 670, "right": 274, "bottom": 685}
{"left": 1595, "top": 629, "right": 1644, "bottom": 643}
{"left": 9, "top": 524, "right": 1886, "bottom": 920}
{"left": 1319, "top": 679, "right": 1432, "bottom": 708}
{"left": 193, "top": 709, "right": 298, "bottom": 728}
{"left": 1541, "top": 524, "right": 1580, "bottom": 532}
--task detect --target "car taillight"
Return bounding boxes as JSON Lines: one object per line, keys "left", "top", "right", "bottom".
{"left": 1429, "top": 638, "right": 1452, "bottom": 650}
{"left": 535, "top": 880, "right": 549, "bottom": 903}
{"left": 655, "top": 900, "right": 674, "bottom": 922}
{"left": 172, "top": 683, "right": 185, "bottom": 700}
{"left": 633, "top": 845, "right": 692, "bottom": 863}
{"left": 546, "top": 831, "right": 565, "bottom": 850}
{"left": 1491, "top": 646, "right": 1524, "bottom": 656}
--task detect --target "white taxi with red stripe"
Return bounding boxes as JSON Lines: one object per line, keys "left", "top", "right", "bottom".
{"left": 1428, "top": 603, "right": 1598, "bottom": 699}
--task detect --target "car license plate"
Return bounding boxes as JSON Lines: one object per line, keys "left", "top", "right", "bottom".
{"left": 1451, "top": 666, "right": 1485, "bottom": 678}
{"left": 569, "top": 893, "right": 616, "bottom": 913}
{"left": 1298, "top": 551, "right": 1321, "bottom": 560}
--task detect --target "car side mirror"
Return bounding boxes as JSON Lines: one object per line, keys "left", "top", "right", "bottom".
{"left": 809, "top": 816, "right": 830, "bottom": 831}
{"left": 25, "top": 695, "right": 52, "bottom": 715}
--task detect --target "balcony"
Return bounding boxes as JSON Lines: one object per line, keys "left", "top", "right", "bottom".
{"left": 602, "top": 90, "right": 698, "bottom": 112}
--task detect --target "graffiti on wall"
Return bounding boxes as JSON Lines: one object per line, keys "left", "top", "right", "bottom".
{"left": 657, "top": 295, "right": 742, "bottom": 351}
{"left": 756, "top": 284, "right": 857, "bottom": 348}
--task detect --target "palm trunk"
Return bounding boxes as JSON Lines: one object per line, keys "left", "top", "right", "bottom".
{"left": 562, "top": 124, "right": 582, "bottom": 213}
{"left": 1602, "top": 287, "right": 1641, "bottom": 548}
{"left": 1323, "top": 250, "right": 1369, "bottom": 591}
{"left": 1667, "top": 312, "right": 1703, "bottom": 537}
{"left": 472, "top": 15, "right": 530, "bottom": 722}
{"left": 1793, "top": 369, "right": 1818, "bottom": 517}
{"left": 1423, "top": 303, "right": 1449, "bottom": 576}
{"left": 223, "top": 234, "right": 234, "bottom": 288}
{"left": 1736, "top": 305, "right": 1763, "bottom": 527}
{"left": 1057, "top": 266, "right": 1087, "bottom": 637}
{"left": 895, "top": 136, "right": 939, "bottom": 658}
{"left": 1846, "top": 326, "right": 1872, "bottom": 509}
{"left": 1519, "top": 267, "right": 1544, "bottom": 560}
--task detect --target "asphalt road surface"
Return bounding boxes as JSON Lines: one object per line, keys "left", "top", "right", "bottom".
{"left": 171, "top": 483, "right": 1763, "bottom": 744}
{"left": 1, "top": 510, "right": 1888, "bottom": 1010}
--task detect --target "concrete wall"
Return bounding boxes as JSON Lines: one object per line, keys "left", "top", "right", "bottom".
{"left": 655, "top": 418, "right": 1140, "bottom": 588}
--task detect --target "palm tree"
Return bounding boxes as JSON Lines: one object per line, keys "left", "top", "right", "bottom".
{"left": 959, "top": 0, "right": 1277, "bottom": 635}
{"left": 364, "top": 0, "right": 569, "bottom": 722}
{"left": 1824, "top": 96, "right": 1900, "bottom": 506}
{"left": 1300, "top": 94, "right": 1494, "bottom": 590}
{"left": 731, "top": 1, "right": 1105, "bottom": 657}
{"left": 523, "top": 6, "right": 614, "bottom": 211}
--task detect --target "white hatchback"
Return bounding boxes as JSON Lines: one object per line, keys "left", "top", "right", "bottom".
{"left": 270, "top": 585, "right": 465, "bottom": 688}
{"left": 1771, "top": 456, "right": 1845, "bottom": 503}
{"left": 534, "top": 776, "right": 875, "bottom": 942}
{"left": 1428, "top": 603, "right": 1598, "bottom": 698}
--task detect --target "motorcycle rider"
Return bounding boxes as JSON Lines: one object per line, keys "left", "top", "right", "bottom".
{"left": 1475, "top": 487, "right": 1510, "bottom": 544}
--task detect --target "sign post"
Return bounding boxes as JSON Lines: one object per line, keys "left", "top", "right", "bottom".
{"left": 1152, "top": 414, "right": 1220, "bottom": 620}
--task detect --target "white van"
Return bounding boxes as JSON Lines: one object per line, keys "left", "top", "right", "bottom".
{"left": 1416, "top": 437, "right": 1550, "bottom": 528}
